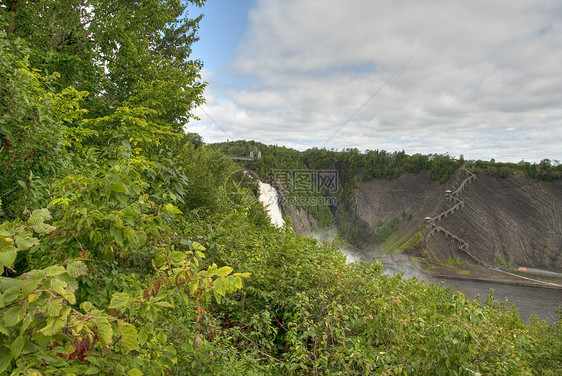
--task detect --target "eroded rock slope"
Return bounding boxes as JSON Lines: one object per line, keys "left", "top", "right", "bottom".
{"left": 351, "top": 171, "right": 562, "bottom": 271}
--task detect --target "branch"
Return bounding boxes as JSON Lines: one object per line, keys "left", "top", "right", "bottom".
{"left": 237, "top": 330, "right": 284, "bottom": 364}
{"left": 1, "top": 184, "right": 19, "bottom": 198}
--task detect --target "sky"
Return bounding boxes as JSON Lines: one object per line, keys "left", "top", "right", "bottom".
{"left": 187, "top": 0, "right": 562, "bottom": 162}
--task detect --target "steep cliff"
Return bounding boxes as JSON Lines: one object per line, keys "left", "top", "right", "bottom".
{"left": 270, "top": 178, "right": 320, "bottom": 235}
{"left": 344, "top": 171, "right": 562, "bottom": 272}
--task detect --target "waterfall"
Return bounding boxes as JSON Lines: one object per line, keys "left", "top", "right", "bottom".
{"left": 258, "top": 181, "right": 285, "bottom": 228}
{"left": 342, "top": 250, "right": 361, "bottom": 264}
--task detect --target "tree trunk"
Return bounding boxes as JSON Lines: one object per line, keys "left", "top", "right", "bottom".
{"left": 6, "top": 1, "right": 20, "bottom": 35}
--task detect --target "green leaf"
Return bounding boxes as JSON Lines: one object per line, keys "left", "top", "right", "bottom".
{"left": 173, "top": 182, "right": 185, "bottom": 196}
{"left": 153, "top": 252, "right": 166, "bottom": 268}
{"left": 21, "top": 274, "right": 43, "bottom": 296}
{"left": 128, "top": 369, "right": 143, "bottom": 376}
{"left": 0, "top": 236, "right": 14, "bottom": 252}
{"left": 213, "top": 291, "right": 222, "bottom": 304}
{"left": 110, "top": 182, "right": 127, "bottom": 193}
{"left": 85, "top": 366, "right": 100, "bottom": 375}
{"left": 132, "top": 184, "right": 142, "bottom": 195}
{"left": 54, "top": 285, "right": 76, "bottom": 305}
{"left": 110, "top": 226, "right": 124, "bottom": 246}
{"left": 43, "top": 265, "right": 66, "bottom": 277}
{"left": 154, "top": 301, "right": 173, "bottom": 308}
{"left": 136, "top": 230, "right": 147, "bottom": 245}
{"left": 214, "top": 266, "right": 233, "bottom": 277}
{"left": 188, "top": 280, "right": 199, "bottom": 295}
{"left": 29, "top": 222, "right": 56, "bottom": 234}
{"left": 45, "top": 299, "right": 63, "bottom": 317}
{"left": 169, "top": 251, "right": 186, "bottom": 264}
{"left": 138, "top": 328, "right": 149, "bottom": 346}
{"left": 2, "top": 285, "right": 21, "bottom": 305}
{"left": 29, "top": 208, "right": 52, "bottom": 222}
{"left": 95, "top": 317, "right": 113, "bottom": 346}
{"left": 121, "top": 139, "right": 132, "bottom": 151}
{"left": 11, "top": 335, "right": 25, "bottom": 358}
{"left": 48, "top": 197, "right": 70, "bottom": 207}
{"left": 3, "top": 306, "right": 25, "bottom": 327}
{"left": 19, "top": 314, "right": 33, "bottom": 336}
{"left": 164, "top": 203, "right": 181, "bottom": 214}
{"left": 0, "top": 348, "right": 11, "bottom": 373}
{"left": 109, "top": 293, "right": 132, "bottom": 311}
{"left": 15, "top": 236, "right": 38, "bottom": 250}
{"left": 0, "top": 250, "right": 17, "bottom": 269}
{"left": 118, "top": 322, "right": 138, "bottom": 352}
{"left": 213, "top": 278, "right": 226, "bottom": 297}
{"left": 192, "top": 241, "right": 206, "bottom": 251}
{"left": 27, "top": 209, "right": 55, "bottom": 233}
{"left": 40, "top": 316, "right": 66, "bottom": 336}
{"left": 80, "top": 301, "right": 94, "bottom": 312}
{"left": 66, "top": 261, "right": 88, "bottom": 278}
{"left": 234, "top": 276, "right": 243, "bottom": 290}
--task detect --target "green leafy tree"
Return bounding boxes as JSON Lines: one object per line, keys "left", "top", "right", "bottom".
{"left": 1, "top": 0, "right": 206, "bottom": 127}
{"left": 0, "top": 26, "right": 89, "bottom": 218}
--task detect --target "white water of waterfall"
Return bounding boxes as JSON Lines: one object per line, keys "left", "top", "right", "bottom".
{"left": 258, "top": 181, "right": 285, "bottom": 228}
{"left": 343, "top": 250, "right": 361, "bottom": 264}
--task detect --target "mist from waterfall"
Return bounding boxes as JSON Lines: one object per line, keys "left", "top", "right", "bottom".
{"left": 258, "top": 181, "right": 285, "bottom": 228}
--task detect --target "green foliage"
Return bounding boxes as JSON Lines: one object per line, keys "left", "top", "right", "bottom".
{"left": 183, "top": 207, "right": 559, "bottom": 374}
{"left": 375, "top": 217, "right": 401, "bottom": 244}
{"left": 83, "top": 106, "right": 179, "bottom": 155}
{"left": 427, "top": 153, "right": 463, "bottom": 183}
{"left": 1, "top": 0, "right": 206, "bottom": 127}
{"left": 508, "top": 256, "right": 515, "bottom": 267}
{"left": 301, "top": 148, "right": 461, "bottom": 183}
{"left": 0, "top": 29, "right": 87, "bottom": 218}
{"left": 445, "top": 255, "right": 462, "bottom": 267}
{"left": 473, "top": 159, "right": 561, "bottom": 182}
{"left": 0, "top": 206, "right": 247, "bottom": 375}
{"left": 495, "top": 252, "right": 507, "bottom": 266}
{"left": 397, "top": 228, "right": 423, "bottom": 252}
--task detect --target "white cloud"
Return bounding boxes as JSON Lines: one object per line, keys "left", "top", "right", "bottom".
{"left": 188, "top": 0, "right": 562, "bottom": 162}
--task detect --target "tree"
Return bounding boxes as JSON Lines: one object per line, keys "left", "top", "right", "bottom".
{"left": 0, "top": 24, "right": 89, "bottom": 218}
{"left": 0, "top": 0, "right": 206, "bottom": 128}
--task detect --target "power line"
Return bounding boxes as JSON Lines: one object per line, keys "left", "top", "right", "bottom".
{"left": 199, "top": 106, "right": 234, "bottom": 140}
{"left": 321, "top": 53, "right": 415, "bottom": 148}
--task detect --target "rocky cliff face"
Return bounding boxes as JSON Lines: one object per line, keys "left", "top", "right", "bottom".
{"left": 347, "top": 171, "right": 562, "bottom": 272}
{"left": 270, "top": 179, "right": 319, "bottom": 236}
{"left": 433, "top": 173, "right": 562, "bottom": 271}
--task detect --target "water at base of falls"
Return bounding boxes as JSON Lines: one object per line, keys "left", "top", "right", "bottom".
{"left": 258, "top": 181, "right": 285, "bottom": 228}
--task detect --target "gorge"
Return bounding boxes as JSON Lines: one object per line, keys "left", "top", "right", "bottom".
{"left": 256, "top": 167, "right": 562, "bottom": 323}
